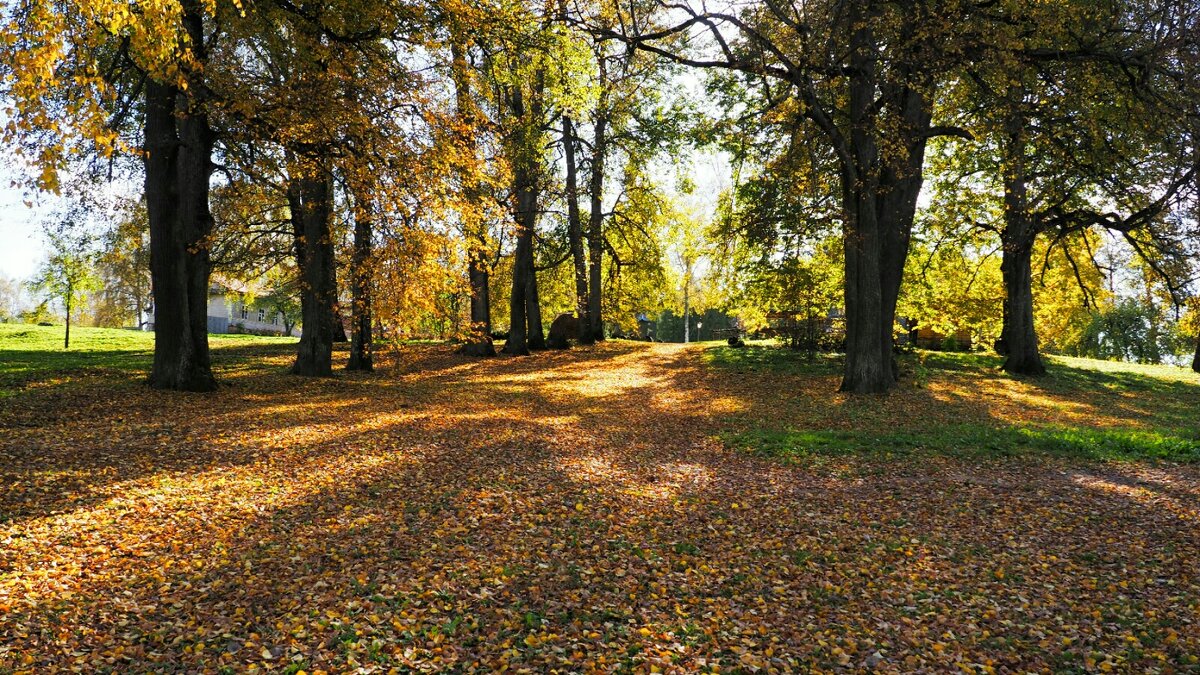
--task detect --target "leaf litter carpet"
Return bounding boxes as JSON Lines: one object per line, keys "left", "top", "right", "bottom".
{"left": 1, "top": 342, "right": 1197, "bottom": 673}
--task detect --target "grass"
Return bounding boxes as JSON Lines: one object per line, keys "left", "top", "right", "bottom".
{"left": 0, "top": 323, "right": 296, "bottom": 396}
{"left": 722, "top": 425, "right": 1200, "bottom": 463}
{"left": 706, "top": 342, "right": 1200, "bottom": 463}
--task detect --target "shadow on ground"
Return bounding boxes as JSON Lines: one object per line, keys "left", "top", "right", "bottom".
{"left": 1, "top": 341, "right": 1198, "bottom": 672}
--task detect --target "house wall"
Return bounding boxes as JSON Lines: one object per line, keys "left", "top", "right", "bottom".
{"left": 206, "top": 294, "right": 296, "bottom": 336}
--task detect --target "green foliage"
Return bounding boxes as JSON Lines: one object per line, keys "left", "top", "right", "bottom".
{"left": 899, "top": 235, "right": 1002, "bottom": 346}
{"left": 27, "top": 224, "right": 101, "bottom": 332}
{"left": 1075, "top": 299, "right": 1175, "bottom": 364}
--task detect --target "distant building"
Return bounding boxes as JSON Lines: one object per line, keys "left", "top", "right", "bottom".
{"left": 206, "top": 283, "right": 296, "bottom": 336}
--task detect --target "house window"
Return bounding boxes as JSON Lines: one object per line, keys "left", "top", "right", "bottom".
{"left": 240, "top": 305, "right": 248, "bottom": 319}
{"left": 258, "top": 308, "right": 266, "bottom": 322}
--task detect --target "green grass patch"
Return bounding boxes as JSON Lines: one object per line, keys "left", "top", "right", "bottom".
{"left": 0, "top": 324, "right": 296, "bottom": 396}
{"left": 702, "top": 342, "right": 843, "bottom": 376}
{"left": 707, "top": 343, "right": 1200, "bottom": 463}
{"left": 723, "top": 424, "right": 1200, "bottom": 463}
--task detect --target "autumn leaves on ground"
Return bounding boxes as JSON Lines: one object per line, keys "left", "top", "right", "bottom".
{"left": 2, "top": 327, "right": 1199, "bottom": 673}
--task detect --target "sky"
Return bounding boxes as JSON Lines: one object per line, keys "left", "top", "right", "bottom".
{"left": 0, "top": 178, "right": 49, "bottom": 281}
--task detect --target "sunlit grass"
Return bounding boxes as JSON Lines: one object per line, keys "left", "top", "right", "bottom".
{"left": 706, "top": 343, "right": 1200, "bottom": 463}
{"left": 0, "top": 323, "right": 297, "bottom": 396}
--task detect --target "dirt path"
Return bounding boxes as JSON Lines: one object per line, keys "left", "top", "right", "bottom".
{"left": 1, "top": 342, "right": 1198, "bottom": 672}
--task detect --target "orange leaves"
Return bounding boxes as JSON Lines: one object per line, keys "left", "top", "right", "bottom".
{"left": 1, "top": 341, "right": 1199, "bottom": 671}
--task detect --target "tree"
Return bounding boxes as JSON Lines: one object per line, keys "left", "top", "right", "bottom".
{"left": 346, "top": 186, "right": 375, "bottom": 371}
{"left": 0, "top": 0, "right": 238, "bottom": 390}
{"left": 928, "top": 0, "right": 1198, "bottom": 376}
{"left": 94, "top": 198, "right": 152, "bottom": 329}
{"left": 28, "top": 226, "right": 100, "bottom": 349}
{"left": 0, "top": 275, "right": 25, "bottom": 323}
{"left": 447, "top": 17, "right": 500, "bottom": 356}
{"left": 593, "top": 0, "right": 986, "bottom": 391}
{"left": 666, "top": 201, "right": 711, "bottom": 343}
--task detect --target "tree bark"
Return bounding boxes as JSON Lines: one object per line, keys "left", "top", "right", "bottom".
{"left": 450, "top": 32, "right": 496, "bottom": 357}
{"left": 504, "top": 223, "right": 531, "bottom": 355}
{"left": 346, "top": 190, "right": 373, "bottom": 372}
{"left": 999, "top": 233, "right": 1045, "bottom": 375}
{"left": 563, "top": 115, "right": 591, "bottom": 344}
{"left": 144, "top": 67, "right": 217, "bottom": 391}
{"left": 526, "top": 253, "right": 545, "bottom": 350}
{"left": 463, "top": 251, "right": 495, "bottom": 356}
{"left": 290, "top": 165, "right": 338, "bottom": 376}
{"left": 586, "top": 83, "right": 608, "bottom": 342}
{"left": 837, "top": 11, "right": 891, "bottom": 394}
{"left": 998, "top": 100, "right": 1046, "bottom": 376}
{"left": 64, "top": 286, "right": 71, "bottom": 349}
{"left": 1193, "top": 124, "right": 1200, "bottom": 373}
{"left": 834, "top": 8, "right": 938, "bottom": 394}
{"left": 501, "top": 84, "right": 544, "bottom": 355}
{"left": 877, "top": 86, "right": 930, "bottom": 382}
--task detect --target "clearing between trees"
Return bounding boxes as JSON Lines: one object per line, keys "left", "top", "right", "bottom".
{"left": 1, "top": 327, "right": 1198, "bottom": 672}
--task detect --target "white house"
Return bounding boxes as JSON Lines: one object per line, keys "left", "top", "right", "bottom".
{"left": 206, "top": 284, "right": 297, "bottom": 336}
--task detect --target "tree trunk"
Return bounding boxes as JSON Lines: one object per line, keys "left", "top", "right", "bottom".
{"left": 64, "top": 287, "right": 71, "bottom": 349}
{"left": 503, "top": 224, "right": 531, "bottom": 355}
{"left": 290, "top": 166, "right": 337, "bottom": 376}
{"left": 586, "top": 90, "right": 608, "bottom": 342}
{"left": 998, "top": 100, "right": 1046, "bottom": 376}
{"left": 877, "top": 87, "right": 930, "bottom": 382}
{"left": 999, "top": 236, "right": 1044, "bottom": 375}
{"left": 450, "top": 32, "right": 495, "bottom": 357}
{"left": 346, "top": 190, "right": 373, "bottom": 372}
{"left": 837, "top": 13, "right": 891, "bottom": 394}
{"left": 1193, "top": 125, "right": 1200, "bottom": 373}
{"left": 828, "top": 5, "right": 940, "bottom": 394}
{"left": 683, "top": 278, "right": 690, "bottom": 343}
{"left": 501, "top": 84, "right": 544, "bottom": 355}
{"left": 526, "top": 256, "right": 545, "bottom": 350}
{"left": 563, "top": 115, "right": 591, "bottom": 344}
{"left": 463, "top": 251, "right": 495, "bottom": 356}
{"left": 144, "top": 69, "right": 217, "bottom": 392}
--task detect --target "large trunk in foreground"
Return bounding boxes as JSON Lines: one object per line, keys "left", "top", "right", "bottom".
{"left": 998, "top": 101, "right": 1046, "bottom": 376}
{"left": 563, "top": 115, "right": 591, "bottom": 344}
{"left": 836, "top": 13, "right": 933, "bottom": 394}
{"left": 144, "top": 69, "right": 217, "bottom": 392}
{"left": 999, "top": 233, "right": 1045, "bottom": 375}
{"left": 290, "top": 167, "right": 338, "bottom": 376}
{"left": 346, "top": 192, "right": 373, "bottom": 372}
{"left": 1193, "top": 129, "right": 1200, "bottom": 373}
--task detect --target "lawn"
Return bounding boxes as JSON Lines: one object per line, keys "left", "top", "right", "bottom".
{"left": 707, "top": 343, "right": 1200, "bottom": 463}
{"left": 1, "top": 334, "right": 1198, "bottom": 672}
{"left": 0, "top": 324, "right": 297, "bottom": 397}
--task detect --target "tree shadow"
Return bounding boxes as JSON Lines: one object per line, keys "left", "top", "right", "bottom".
{"left": 4, "top": 340, "right": 1200, "bottom": 671}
